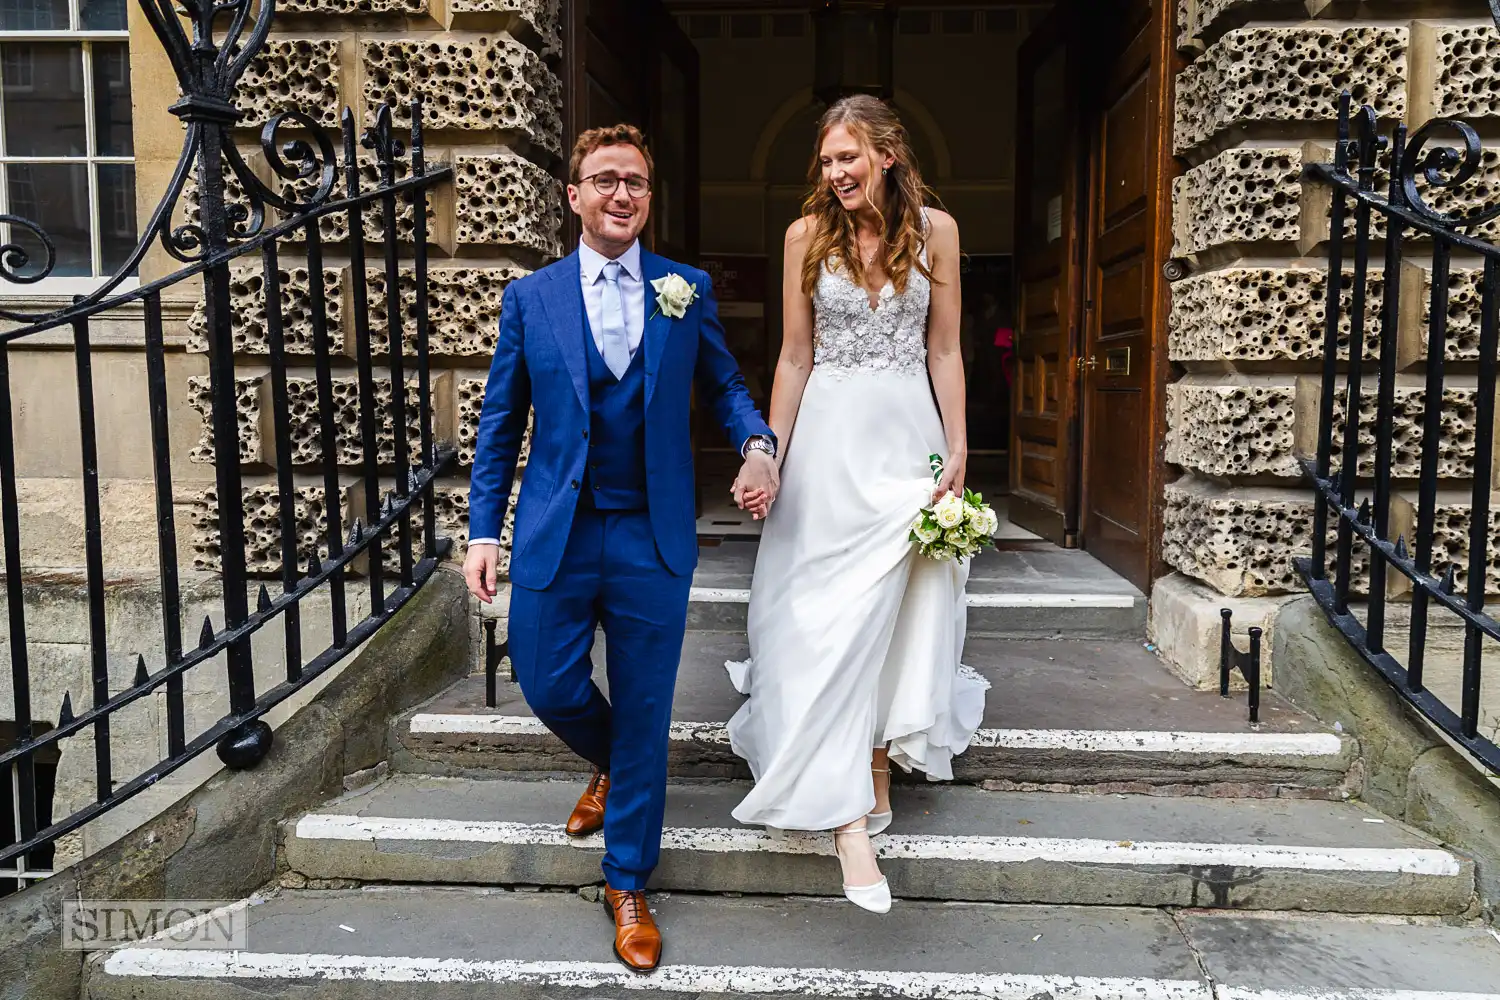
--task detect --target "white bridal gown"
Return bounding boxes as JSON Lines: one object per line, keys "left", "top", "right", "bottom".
{"left": 726, "top": 225, "right": 989, "bottom": 832}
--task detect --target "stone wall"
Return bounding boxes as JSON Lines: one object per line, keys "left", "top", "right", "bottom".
{"left": 169, "top": 1, "right": 563, "bottom": 578}
{"left": 1154, "top": 5, "right": 1500, "bottom": 685}
{"left": 1164, "top": 8, "right": 1500, "bottom": 598}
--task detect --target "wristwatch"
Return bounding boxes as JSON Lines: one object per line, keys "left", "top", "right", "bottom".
{"left": 743, "top": 435, "right": 776, "bottom": 460}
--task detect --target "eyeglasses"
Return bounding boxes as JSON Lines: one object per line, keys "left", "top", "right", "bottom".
{"left": 580, "top": 172, "right": 652, "bottom": 198}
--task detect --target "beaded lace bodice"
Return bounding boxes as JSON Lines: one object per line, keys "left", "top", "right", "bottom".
{"left": 812, "top": 222, "right": 931, "bottom": 378}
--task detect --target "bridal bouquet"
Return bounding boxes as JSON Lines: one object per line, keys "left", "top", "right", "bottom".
{"left": 908, "top": 455, "right": 999, "bottom": 562}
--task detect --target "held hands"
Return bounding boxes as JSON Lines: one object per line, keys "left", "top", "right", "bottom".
{"left": 733, "top": 450, "right": 780, "bottom": 520}
{"left": 933, "top": 449, "right": 967, "bottom": 504}
{"left": 463, "top": 542, "right": 501, "bottom": 604}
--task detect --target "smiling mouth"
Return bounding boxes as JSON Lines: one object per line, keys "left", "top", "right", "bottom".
{"left": 835, "top": 181, "right": 859, "bottom": 197}
{"left": 605, "top": 209, "right": 634, "bottom": 222}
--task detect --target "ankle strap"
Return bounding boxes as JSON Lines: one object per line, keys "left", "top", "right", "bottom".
{"left": 871, "top": 767, "right": 889, "bottom": 773}
{"left": 834, "top": 824, "right": 869, "bottom": 836}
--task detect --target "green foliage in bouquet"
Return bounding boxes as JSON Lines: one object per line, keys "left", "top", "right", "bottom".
{"left": 909, "top": 455, "right": 1000, "bottom": 562}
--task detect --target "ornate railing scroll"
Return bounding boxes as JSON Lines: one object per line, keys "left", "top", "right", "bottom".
{"left": 0, "top": 0, "right": 456, "bottom": 881}
{"left": 1300, "top": 93, "right": 1500, "bottom": 775}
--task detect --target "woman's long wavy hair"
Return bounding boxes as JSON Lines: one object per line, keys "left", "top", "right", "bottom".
{"left": 800, "top": 94, "right": 938, "bottom": 296}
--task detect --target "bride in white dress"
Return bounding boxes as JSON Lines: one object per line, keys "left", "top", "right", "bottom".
{"left": 726, "top": 95, "right": 987, "bottom": 913}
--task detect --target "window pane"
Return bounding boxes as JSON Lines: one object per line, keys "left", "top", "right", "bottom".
{"left": 5, "top": 163, "right": 90, "bottom": 277}
{"left": 96, "top": 163, "right": 135, "bottom": 274}
{"left": 92, "top": 42, "right": 131, "bottom": 156}
{"left": 0, "top": 0, "right": 69, "bottom": 31}
{"left": 2, "top": 43, "right": 86, "bottom": 157}
{"left": 80, "top": 0, "right": 127, "bottom": 30}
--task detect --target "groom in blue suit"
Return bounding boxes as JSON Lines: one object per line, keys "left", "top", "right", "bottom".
{"left": 464, "top": 124, "right": 777, "bottom": 971}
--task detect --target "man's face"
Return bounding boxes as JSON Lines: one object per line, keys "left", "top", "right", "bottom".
{"left": 568, "top": 144, "right": 652, "bottom": 250}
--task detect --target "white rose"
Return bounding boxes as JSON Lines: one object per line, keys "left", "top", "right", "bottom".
{"left": 933, "top": 494, "right": 964, "bottom": 529}
{"left": 915, "top": 521, "right": 941, "bottom": 545}
{"left": 981, "top": 507, "right": 1000, "bottom": 536}
{"left": 652, "top": 273, "right": 698, "bottom": 319}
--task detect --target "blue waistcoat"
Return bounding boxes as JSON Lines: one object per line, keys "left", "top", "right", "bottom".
{"left": 582, "top": 323, "right": 648, "bottom": 510}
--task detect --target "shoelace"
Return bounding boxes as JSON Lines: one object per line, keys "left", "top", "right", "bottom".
{"left": 612, "top": 891, "right": 647, "bottom": 923}
{"left": 588, "top": 772, "right": 607, "bottom": 797}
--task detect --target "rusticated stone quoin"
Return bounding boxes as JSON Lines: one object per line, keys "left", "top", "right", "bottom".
{"left": 191, "top": 484, "right": 348, "bottom": 575}
{"left": 188, "top": 266, "right": 343, "bottom": 356}
{"left": 190, "top": 373, "right": 452, "bottom": 468}
{"left": 239, "top": 39, "right": 343, "bottom": 129}
{"left": 365, "top": 264, "right": 531, "bottom": 358}
{"left": 187, "top": 376, "right": 265, "bottom": 465}
{"left": 1169, "top": 267, "right": 1385, "bottom": 363}
{"left": 1163, "top": 478, "right": 1369, "bottom": 598}
{"left": 1167, "top": 377, "right": 1495, "bottom": 481}
{"left": 1389, "top": 492, "right": 1500, "bottom": 599}
{"left": 1174, "top": 26, "right": 1407, "bottom": 155}
{"left": 453, "top": 152, "right": 564, "bottom": 255}
{"left": 1166, "top": 380, "right": 1300, "bottom": 478}
{"left": 1319, "top": 380, "right": 1494, "bottom": 482}
{"left": 276, "top": 0, "right": 426, "bottom": 13}
{"left": 1172, "top": 147, "right": 1303, "bottom": 256}
{"left": 362, "top": 37, "right": 562, "bottom": 156}
{"left": 1414, "top": 22, "right": 1500, "bottom": 122}
{"left": 280, "top": 151, "right": 438, "bottom": 248}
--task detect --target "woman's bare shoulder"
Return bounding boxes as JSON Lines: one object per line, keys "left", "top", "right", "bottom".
{"left": 786, "top": 215, "right": 818, "bottom": 245}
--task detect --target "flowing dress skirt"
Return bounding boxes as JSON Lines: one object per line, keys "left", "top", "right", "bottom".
{"left": 726, "top": 366, "right": 988, "bottom": 831}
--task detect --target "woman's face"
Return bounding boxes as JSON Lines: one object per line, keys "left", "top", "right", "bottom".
{"left": 819, "top": 124, "right": 893, "bottom": 213}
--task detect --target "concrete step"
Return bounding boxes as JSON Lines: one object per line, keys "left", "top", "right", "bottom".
{"left": 88, "top": 887, "right": 1500, "bottom": 1000}
{"left": 393, "top": 637, "right": 1354, "bottom": 795}
{"left": 689, "top": 539, "right": 1147, "bottom": 638}
{"left": 282, "top": 774, "right": 1473, "bottom": 915}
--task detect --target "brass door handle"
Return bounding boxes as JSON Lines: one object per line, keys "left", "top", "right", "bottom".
{"left": 1076, "top": 356, "right": 1098, "bottom": 372}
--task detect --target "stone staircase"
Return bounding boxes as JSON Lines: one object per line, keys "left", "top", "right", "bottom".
{"left": 82, "top": 544, "right": 1500, "bottom": 999}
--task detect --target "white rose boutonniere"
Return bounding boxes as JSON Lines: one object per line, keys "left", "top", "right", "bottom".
{"left": 651, "top": 273, "right": 699, "bottom": 320}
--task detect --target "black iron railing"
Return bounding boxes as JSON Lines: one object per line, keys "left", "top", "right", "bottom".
{"left": 1300, "top": 93, "right": 1500, "bottom": 775}
{"left": 0, "top": 0, "right": 454, "bottom": 883}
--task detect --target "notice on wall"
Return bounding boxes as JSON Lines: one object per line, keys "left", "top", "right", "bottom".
{"left": 1047, "top": 196, "right": 1063, "bottom": 244}
{"left": 702, "top": 254, "right": 767, "bottom": 318}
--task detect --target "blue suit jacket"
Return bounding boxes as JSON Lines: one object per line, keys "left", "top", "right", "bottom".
{"left": 468, "top": 248, "right": 774, "bottom": 590}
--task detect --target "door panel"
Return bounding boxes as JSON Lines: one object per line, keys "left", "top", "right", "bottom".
{"left": 564, "top": 0, "right": 699, "bottom": 262}
{"left": 1078, "top": 0, "right": 1172, "bottom": 590}
{"left": 1009, "top": 7, "right": 1084, "bottom": 545}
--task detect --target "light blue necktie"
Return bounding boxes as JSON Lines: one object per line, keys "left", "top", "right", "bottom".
{"left": 599, "top": 260, "right": 631, "bottom": 380}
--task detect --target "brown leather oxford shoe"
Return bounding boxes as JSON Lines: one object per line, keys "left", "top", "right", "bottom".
{"left": 566, "top": 770, "right": 609, "bottom": 838}
{"left": 603, "top": 886, "right": 661, "bottom": 972}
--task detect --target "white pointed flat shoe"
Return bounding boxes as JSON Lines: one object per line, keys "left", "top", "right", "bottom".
{"left": 833, "top": 823, "right": 892, "bottom": 914}
{"left": 842, "top": 876, "right": 892, "bottom": 914}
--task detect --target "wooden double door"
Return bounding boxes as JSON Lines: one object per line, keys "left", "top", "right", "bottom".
{"left": 563, "top": 0, "right": 700, "bottom": 263}
{"left": 1009, "top": 0, "right": 1176, "bottom": 591}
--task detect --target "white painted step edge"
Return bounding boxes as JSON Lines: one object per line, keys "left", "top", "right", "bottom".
{"left": 290, "top": 814, "right": 1463, "bottom": 877}
{"left": 408, "top": 714, "right": 1345, "bottom": 758}
{"left": 690, "top": 587, "right": 1139, "bottom": 608}
{"left": 97, "top": 950, "right": 1500, "bottom": 1000}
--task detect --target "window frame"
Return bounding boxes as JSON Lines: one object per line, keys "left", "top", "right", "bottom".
{"left": 0, "top": 0, "right": 133, "bottom": 294}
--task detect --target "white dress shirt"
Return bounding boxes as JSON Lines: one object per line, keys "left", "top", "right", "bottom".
{"left": 579, "top": 237, "right": 646, "bottom": 361}
{"left": 469, "top": 239, "right": 647, "bottom": 549}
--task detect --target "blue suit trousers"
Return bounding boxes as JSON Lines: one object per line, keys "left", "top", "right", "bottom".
{"left": 506, "top": 507, "right": 691, "bottom": 890}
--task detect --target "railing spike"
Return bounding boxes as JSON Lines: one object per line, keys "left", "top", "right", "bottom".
{"left": 1441, "top": 563, "right": 1459, "bottom": 594}
{"left": 59, "top": 691, "right": 74, "bottom": 726}
{"left": 257, "top": 584, "right": 272, "bottom": 612}
{"left": 1395, "top": 534, "right": 1409, "bottom": 560}
{"left": 134, "top": 654, "right": 149, "bottom": 687}
{"left": 1357, "top": 498, "right": 1372, "bottom": 524}
{"left": 199, "top": 615, "right": 215, "bottom": 649}
{"left": 407, "top": 469, "right": 420, "bottom": 492}
{"left": 381, "top": 491, "right": 394, "bottom": 517}
{"left": 308, "top": 551, "right": 322, "bottom": 577}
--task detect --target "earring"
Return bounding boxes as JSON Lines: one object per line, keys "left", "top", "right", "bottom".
{"left": 882, "top": 168, "right": 888, "bottom": 176}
